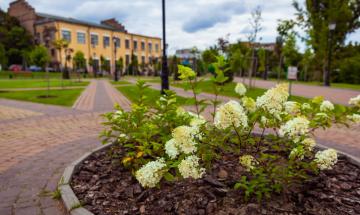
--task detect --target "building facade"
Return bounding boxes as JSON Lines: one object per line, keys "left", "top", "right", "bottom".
{"left": 7, "top": 0, "right": 162, "bottom": 74}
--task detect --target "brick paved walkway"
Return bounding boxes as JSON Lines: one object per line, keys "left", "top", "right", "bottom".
{"left": 0, "top": 79, "right": 130, "bottom": 215}
{"left": 234, "top": 77, "right": 359, "bottom": 105}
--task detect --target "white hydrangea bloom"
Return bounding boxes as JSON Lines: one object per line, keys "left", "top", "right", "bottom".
{"left": 314, "top": 149, "right": 338, "bottom": 170}
{"left": 256, "top": 83, "right": 289, "bottom": 116}
{"left": 176, "top": 107, "right": 187, "bottom": 116}
{"left": 165, "top": 139, "right": 179, "bottom": 159}
{"left": 302, "top": 138, "right": 316, "bottom": 151}
{"left": 135, "top": 158, "right": 166, "bottom": 188}
{"left": 320, "top": 100, "right": 334, "bottom": 112}
{"left": 284, "top": 101, "right": 300, "bottom": 114}
{"left": 172, "top": 126, "right": 198, "bottom": 154}
{"left": 289, "top": 148, "right": 304, "bottom": 160}
{"left": 235, "top": 83, "right": 247, "bottom": 96}
{"left": 239, "top": 155, "right": 258, "bottom": 171}
{"left": 279, "top": 117, "right": 310, "bottom": 139}
{"left": 347, "top": 114, "right": 360, "bottom": 123}
{"left": 188, "top": 112, "right": 207, "bottom": 127}
{"left": 349, "top": 95, "right": 360, "bottom": 107}
{"left": 178, "top": 155, "right": 205, "bottom": 179}
{"left": 301, "top": 103, "right": 311, "bottom": 110}
{"left": 241, "top": 97, "right": 256, "bottom": 113}
{"left": 214, "top": 100, "right": 248, "bottom": 129}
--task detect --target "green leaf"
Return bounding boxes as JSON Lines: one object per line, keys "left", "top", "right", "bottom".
{"left": 163, "top": 172, "right": 175, "bottom": 182}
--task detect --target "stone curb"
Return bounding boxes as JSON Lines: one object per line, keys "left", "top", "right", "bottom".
{"left": 59, "top": 141, "right": 360, "bottom": 215}
{"left": 59, "top": 143, "right": 113, "bottom": 215}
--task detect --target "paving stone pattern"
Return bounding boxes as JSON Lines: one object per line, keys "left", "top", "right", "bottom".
{"left": 0, "top": 78, "right": 358, "bottom": 215}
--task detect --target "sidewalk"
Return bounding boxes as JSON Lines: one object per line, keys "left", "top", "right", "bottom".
{"left": 235, "top": 77, "right": 359, "bottom": 105}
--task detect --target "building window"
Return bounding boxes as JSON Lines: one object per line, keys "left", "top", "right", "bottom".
{"left": 133, "top": 41, "right": 138, "bottom": 51}
{"left": 155, "top": 44, "right": 159, "bottom": 52}
{"left": 141, "top": 42, "right": 145, "bottom": 51}
{"left": 148, "top": 43, "right": 152, "bottom": 53}
{"left": 91, "top": 34, "right": 98, "bottom": 46}
{"left": 125, "top": 39, "right": 130, "bottom": 49}
{"left": 125, "top": 54, "right": 130, "bottom": 65}
{"left": 61, "top": 30, "right": 71, "bottom": 42}
{"left": 114, "top": 38, "right": 121, "bottom": 48}
{"left": 103, "top": 36, "right": 110, "bottom": 48}
{"left": 77, "top": 32, "right": 86, "bottom": 44}
{"left": 51, "top": 49, "right": 55, "bottom": 57}
{"left": 141, "top": 56, "right": 145, "bottom": 64}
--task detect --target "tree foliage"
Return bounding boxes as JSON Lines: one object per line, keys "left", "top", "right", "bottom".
{"left": 29, "top": 45, "right": 50, "bottom": 70}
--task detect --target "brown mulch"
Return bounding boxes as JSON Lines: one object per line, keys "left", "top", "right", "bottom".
{"left": 71, "top": 146, "right": 360, "bottom": 215}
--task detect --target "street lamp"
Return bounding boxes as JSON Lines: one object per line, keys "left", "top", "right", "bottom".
{"left": 113, "top": 37, "right": 119, "bottom": 82}
{"left": 324, "top": 22, "right": 336, "bottom": 87}
{"left": 161, "top": 0, "right": 169, "bottom": 94}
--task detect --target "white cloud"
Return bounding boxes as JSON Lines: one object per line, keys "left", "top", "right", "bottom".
{"left": 1, "top": 0, "right": 359, "bottom": 54}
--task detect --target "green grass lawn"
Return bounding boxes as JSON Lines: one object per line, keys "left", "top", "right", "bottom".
{"left": 173, "top": 80, "right": 309, "bottom": 104}
{"left": 0, "top": 79, "right": 89, "bottom": 89}
{"left": 0, "top": 89, "right": 84, "bottom": 106}
{"left": 0, "top": 71, "right": 64, "bottom": 79}
{"left": 117, "top": 85, "right": 195, "bottom": 106}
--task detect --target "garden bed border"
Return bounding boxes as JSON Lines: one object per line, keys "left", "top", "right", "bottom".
{"left": 59, "top": 142, "right": 360, "bottom": 215}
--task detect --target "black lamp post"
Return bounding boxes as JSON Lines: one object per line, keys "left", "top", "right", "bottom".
{"left": 161, "top": 0, "right": 169, "bottom": 94}
{"left": 113, "top": 37, "right": 119, "bottom": 82}
{"left": 324, "top": 22, "right": 336, "bottom": 87}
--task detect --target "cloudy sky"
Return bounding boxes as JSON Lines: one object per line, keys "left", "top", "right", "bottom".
{"left": 1, "top": 0, "right": 359, "bottom": 54}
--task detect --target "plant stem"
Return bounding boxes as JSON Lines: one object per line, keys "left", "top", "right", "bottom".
{"left": 189, "top": 79, "right": 200, "bottom": 116}
{"left": 232, "top": 122, "right": 242, "bottom": 146}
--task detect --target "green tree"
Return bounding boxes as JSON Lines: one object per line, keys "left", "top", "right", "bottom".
{"left": 116, "top": 57, "right": 124, "bottom": 76}
{"left": 300, "top": 48, "right": 314, "bottom": 81}
{"left": 53, "top": 38, "right": 70, "bottom": 78}
{"left": 73, "top": 51, "right": 86, "bottom": 81}
{"left": 30, "top": 45, "right": 50, "bottom": 70}
{"left": 257, "top": 48, "right": 266, "bottom": 79}
{"left": 282, "top": 34, "right": 300, "bottom": 68}
{"left": 170, "top": 55, "right": 180, "bottom": 80}
{"left": 292, "top": 0, "right": 360, "bottom": 85}
{"left": 0, "top": 44, "right": 7, "bottom": 68}
{"left": 202, "top": 49, "right": 219, "bottom": 73}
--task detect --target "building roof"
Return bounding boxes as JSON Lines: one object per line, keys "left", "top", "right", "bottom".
{"left": 35, "top": 12, "right": 161, "bottom": 40}
{"left": 35, "top": 12, "right": 120, "bottom": 31}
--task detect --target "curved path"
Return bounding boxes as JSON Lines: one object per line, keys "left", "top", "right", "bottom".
{"left": 0, "top": 80, "right": 130, "bottom": 215}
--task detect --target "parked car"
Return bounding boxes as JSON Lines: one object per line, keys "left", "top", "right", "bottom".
{"left": 29, "top": 65, "right": 42, "bottom": 72}
{"left": 9, "top": 64, "right": 22, "bottom": 72}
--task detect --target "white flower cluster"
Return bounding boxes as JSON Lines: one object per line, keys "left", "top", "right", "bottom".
{"left": 214, "top": 100, "right": 248, "bottom": 129}
{"left": 241, "top": 97, "right": 256, "bottom": 113}
{"left": 135, "top": 158, "right": 166, "bottom": 188}
{"left": 178, "top": 155, "right": 206, "bottom": 179}
{"left": 320, "top": 100, "right": 334, "bottom": 112}
{"left": 284, "top": 101, "right": 300, "bottom": 115}
{"left": 347, "top": 114, "right": 360, "bottom": 123}
{"left": 165, "top": 139, "right": 179, "bottom": 159}
{"left": 235, "top": 83, "right": 247, "bottom": 96}
{"left": 188, "top": 112, "right": 207, "bottom": 128}
{"left": 314, "top": 149, "right": 338, "bottom": 170}
{"left": 239, "top": 155, "right": 258, "bottom": 171}
{"left": 256, "top": 83, "right": 289, "bottom": 118}
{"left": 171, "top": 126, "right": 199, "bottom": 154}
{"left": 349, "top": 95, "right": 360, "bottom": 107}
{"left": 302, "top": 138, "right": 316, "bottom": 151}
{"left": 279, "top": 117, "right": 310, "bottom": 140}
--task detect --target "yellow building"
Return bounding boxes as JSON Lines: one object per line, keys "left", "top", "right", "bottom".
{"left": 8, "top": 0, "right": 162, "bottom": 75}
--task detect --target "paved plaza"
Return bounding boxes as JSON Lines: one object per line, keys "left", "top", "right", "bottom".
{"left": 0, "top": 79, "right": 359, "bottom": 215}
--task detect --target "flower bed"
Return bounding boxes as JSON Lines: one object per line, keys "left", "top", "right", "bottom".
{"left": 70, "top": 144, "right": 360, "bottom": 215}
{"left": 67, "top": 62, "right": 360, "bottom": 215}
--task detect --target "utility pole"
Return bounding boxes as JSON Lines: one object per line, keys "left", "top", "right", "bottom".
{"left": 161, "top": 0, "right": 169, "bottom": 94}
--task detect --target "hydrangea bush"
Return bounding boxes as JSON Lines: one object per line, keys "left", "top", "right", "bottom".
{"left": 101, "top": 63, "right": 360, "bottom": 201}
